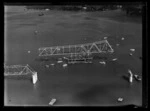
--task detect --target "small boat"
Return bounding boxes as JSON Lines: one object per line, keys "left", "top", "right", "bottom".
{"left": 130, "top": 49, "right": 135, "bottom": 52}
{"left": 49, "top": 98, "right": 56, "bottom": 105}
{"left": 57, "top": 61, "right": 63, "bottom": 63}
{"left": 63, "top": 64, "right": 68, "bottom": 67}
{"left": 121, "top": 37, "right": 125, "bottom": 40}
{"left": 99, "top": 61, "right": 106, "bottom": 65}
{"left": 104, "top": 37, "right": 107, "bottom": 39}
{"left": 112, "top": 58, "right": 117, "bottom": 61}
{"left": 117, "top": 97, "right": 123, "bottom": 102}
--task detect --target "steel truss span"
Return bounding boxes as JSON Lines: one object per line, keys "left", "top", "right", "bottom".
{"left": 4, "top": 64, "right": 36, "bottom": 76}
{"left": 38, "top": 40, "right": 114, "bottom": 57}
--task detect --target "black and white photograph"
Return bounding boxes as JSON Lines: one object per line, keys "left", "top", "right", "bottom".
{"left": 4, "top": 2, "right": 146, "bottom": 107}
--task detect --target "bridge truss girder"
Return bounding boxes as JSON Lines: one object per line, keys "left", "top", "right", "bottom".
{"left": 4, "top": 64, "right": 35, "bottom": 76}
{"left": 38, "top": 40, "right": 114, "bottom": 57}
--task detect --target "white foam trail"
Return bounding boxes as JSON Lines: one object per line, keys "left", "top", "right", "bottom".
{"left": 128, "top": 69, "right": 133, "bottom": 83}
{"left": 117, "top": 97, "right": 123, "bottom": 102}
{"left": 134, "top": 74, "right": 142, "bottom": 81}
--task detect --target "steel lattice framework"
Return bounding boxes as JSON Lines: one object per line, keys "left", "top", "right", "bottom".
{"left": 38, "top": 40, "right": 114, "bottom": 57}
{"left": 4, "top": 64, "right": 36, "bottom": 76}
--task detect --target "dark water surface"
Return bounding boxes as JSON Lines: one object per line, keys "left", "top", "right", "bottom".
{"left": 4, "top": 6, "right": 142, "bottom": 106}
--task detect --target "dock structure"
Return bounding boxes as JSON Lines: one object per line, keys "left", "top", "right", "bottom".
{"left": 38, "top": 39, "right": 114, "bottom": 63}
{"left": 4, "top": 64, "right": 38, "bottom": 84}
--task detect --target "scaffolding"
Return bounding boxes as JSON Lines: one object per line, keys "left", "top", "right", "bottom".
{"left": 4, "top": 64, "right": 38, "bottom": 84}
{"left": 38, "top": 39, "right": 114, "bottom": 63}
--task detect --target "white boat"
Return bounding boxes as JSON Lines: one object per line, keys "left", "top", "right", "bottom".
{"left": 99, "top": 61, "right": 106, "bottom": 65}
{"left": 117, "top": 97, "right": 123, "bottom": 102}
{"left": 121, "top": 37, "right": 125, "bottom": 40}
{"left": 50, "top": 64, "right": 55, "bottom": 66}
{"left": 130, "top": 49, "right": 135, "bottom": 52}
{"left": 104, "top": 37, "right": 107, "bottom": 39}
{"left": 63, "top": 64, "right": 68, "bottom": 67}
{"left": 57, "top": 60, "right": 63, "bottom": 63}
{"left": 49, "top": 98, "right": 56, "bottom": 105}
{"left": 112, "top": 58, "right": 117, "bottom": 61}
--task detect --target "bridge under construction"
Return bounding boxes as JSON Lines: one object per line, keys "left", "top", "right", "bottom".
{"left": 38, "top": 39, "right": 114, "bottom": 63}
{"left": 4, "top": 64, "right": 38, "bottom": 84}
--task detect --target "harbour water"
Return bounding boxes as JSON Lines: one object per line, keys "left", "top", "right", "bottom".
{"left": 4, "top": 6, "right": 142, "bottom": 106}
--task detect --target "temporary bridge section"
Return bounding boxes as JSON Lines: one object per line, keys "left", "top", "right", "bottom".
{"left": 38, "top": 39, "right": 114, "bottom": 63}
